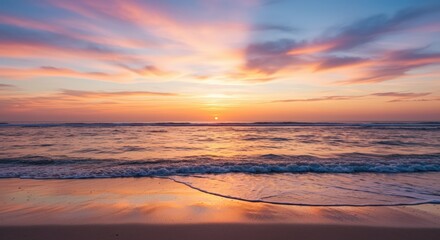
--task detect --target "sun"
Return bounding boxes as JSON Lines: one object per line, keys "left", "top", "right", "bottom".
{"left": 214, "top": 116, "right": 218, "bottom": 121}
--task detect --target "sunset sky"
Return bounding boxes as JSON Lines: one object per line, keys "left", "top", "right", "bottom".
{"left": 0, "top": 0, "right": 439, "bottom": 122}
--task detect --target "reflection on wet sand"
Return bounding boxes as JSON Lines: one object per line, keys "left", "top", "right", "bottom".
{"left": 0, "top": 178, "right": 439, "bottom": 227}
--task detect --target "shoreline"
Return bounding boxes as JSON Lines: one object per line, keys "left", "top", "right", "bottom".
{"left": 167, "top": 177, "right": 440, "bottom": 207}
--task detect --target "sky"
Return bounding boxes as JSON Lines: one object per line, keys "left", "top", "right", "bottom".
{"left": 0, "top": 0, "right": 439, "bottom": 122}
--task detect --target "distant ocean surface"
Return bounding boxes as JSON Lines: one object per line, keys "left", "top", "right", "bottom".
{"left": 1, "top": 122, "right": 439, "bottom": 206}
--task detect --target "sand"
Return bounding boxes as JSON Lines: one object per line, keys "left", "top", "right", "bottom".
{"left": 0, "top": 178, "right": 439, "bottom": 240}
{"left": 2, "top": 224, "right": 440, "bottom": 240}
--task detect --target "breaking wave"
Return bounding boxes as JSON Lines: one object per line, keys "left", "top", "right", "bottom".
{"left": 1, "top": 153, "right": 439, "bottom": 179}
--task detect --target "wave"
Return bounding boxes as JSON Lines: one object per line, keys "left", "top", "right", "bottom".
{"left": 1, "top": 153, "right": 439, "bottom": 179}
{"left": 242, "top": 136, "right": 291, "bottom": 141}
{"left": 374, "top": 140, "right": 431, "bottom": 146}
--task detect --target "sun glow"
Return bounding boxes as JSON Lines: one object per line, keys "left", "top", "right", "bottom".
{"left": 205, "top": 94, "right": 233, "bottom": 99}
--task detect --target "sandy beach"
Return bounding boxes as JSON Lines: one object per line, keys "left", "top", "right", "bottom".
{"left": 1, "top": 178, "right": 439, "bottom": 240}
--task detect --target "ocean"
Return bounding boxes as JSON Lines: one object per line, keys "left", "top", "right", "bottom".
{"left": 1, "top": 122, "right": 439, "bottom": 206}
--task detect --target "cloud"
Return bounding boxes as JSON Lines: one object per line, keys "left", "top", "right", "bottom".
{"left": 244, "top": 45, "right": 439, "bottom": 84}
{"left": 50, "top": 0, "right": 250, "bottom": 55}
{"left": 0, "top": 1, "right": 439, "bottom": 88}
{"left": 342, "top": 66, "right": 410, "bottom": 84}
{"left": 262, "top": 0, "right": 284, "bottom": 5}
{"left": 271, "top": 95, "right": 361, "bottom": 103}
{"left": 244, "top": 39, "right": 306, "bottom": 74}
{"left": 339, "top": 48, "right": 440, "bottom": 84}
{"left": 251, "top": 24, "right": 298, "bottom": 33}
{"left": 302, "top": 5, "right": 440, "bottom": 53}
{"left": 371, "top": 92, "right": 433, "bottom": 102}
{"left": 5, "top": 13, "right": 156, "bottom": 49}
{"left": 314, "top": 56, "right": 368, "bottom": 71}
{"left": 226, "top": 70, "right": 278, "bottom": 83}
{"left": 0, "top": 64, "right": 179, "bottom": 83}
{"left": 0, "top": 22, "right": 133, "bottom": 60}
{"left": 117, "top": 64, "right": 176, "bottom": 77}
{"left": 271, "top": 91, "right": 433, "bottom": 103}
{"left": 60, "top": 89, "right": 178, "bottom": 97}
{"left": 0, "top": 89, "right": 179, "bottom": 114}
{"left": 243, "top": 5, "right": 440, "bottom": 76}
{"left": 247, "top": 39, "right": 298, "bottom": 56}
{"left": 0, "top": 66, "right": 130, "bottom": 82}
{"left": 370, "top": 92, "right": 431, "bottom": 98}
{"left": 0, "top": 83, "right": 15, "bottom": 89}
{"left": 388, "top": 97, "right": 440, "bottom": 102}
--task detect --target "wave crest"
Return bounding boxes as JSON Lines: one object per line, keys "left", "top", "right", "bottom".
{"left": 1, "top": 153, "right": 439, "bottom": 179}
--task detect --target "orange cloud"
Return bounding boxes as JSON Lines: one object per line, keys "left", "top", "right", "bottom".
{"left": 271, "top": 92, "right": 433, "bottom": 103}
{"left": 60, "top": 89, "right": 178, "bottom": 98}
{"left": 0, "top": 66, "right": 130, "bottom": 83}
{"left": 0, "top": 65, "right": 180, "bottom": 83}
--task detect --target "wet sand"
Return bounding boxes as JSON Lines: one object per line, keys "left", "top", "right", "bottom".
{"left": 2, "top": 224, "right": 440, "bottom": 240}
{"left": 0, "top": 178, "right": 439, "bottom": 239}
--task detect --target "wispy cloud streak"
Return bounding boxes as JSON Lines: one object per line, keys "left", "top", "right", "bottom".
{"left": 271, "top": 92, "right": 434, "bottom": 103}
{"left": 60, "top": 89, "right": 178, "bottom": 97}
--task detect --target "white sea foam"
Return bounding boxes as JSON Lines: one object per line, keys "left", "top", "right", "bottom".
{"left": 1, "top": 154, "right": 439, "bottom": 179}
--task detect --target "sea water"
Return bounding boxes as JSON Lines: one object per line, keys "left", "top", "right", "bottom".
{"left": 0, "top": 122, "right": 439, "bottom": 206}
